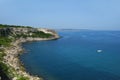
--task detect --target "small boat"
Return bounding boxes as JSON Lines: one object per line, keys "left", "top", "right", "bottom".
{"left": 97, "top": 50, "right": 102, "bottom": 53}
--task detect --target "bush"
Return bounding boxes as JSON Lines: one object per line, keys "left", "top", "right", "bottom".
{"left": 0, "top": 62, "right": 9, "bottom": 74}
{"left": 17, "top": 76, "right": 29, "bottom": 80}
{"left": 0, "top": 51, "right": 5, "bottom": 60}
{"left": 0, "top": 37, "right": 12, "bottom": 46}
{"left": 32, "top": 31, "right": 53, "bottom": 38}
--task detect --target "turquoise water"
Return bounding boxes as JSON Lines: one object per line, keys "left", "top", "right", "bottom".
{"left": 20, "top": 30, "right": 120, "bottom": 80}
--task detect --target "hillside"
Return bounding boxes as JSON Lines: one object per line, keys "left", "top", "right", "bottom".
{"left": 0, "top": 24, "right": 59, "bottom": 80}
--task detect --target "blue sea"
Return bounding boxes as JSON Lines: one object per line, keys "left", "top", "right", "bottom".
{"left": 20, "top": 30, "right": 120, "bottom": 80}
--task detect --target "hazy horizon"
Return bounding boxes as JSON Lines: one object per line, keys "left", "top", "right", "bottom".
{"left": 0, "top": 0, "right": 120, "bottom": 30}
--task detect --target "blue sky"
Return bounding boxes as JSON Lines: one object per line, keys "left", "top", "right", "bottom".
{"left": 0, "top": 0, "right": 120, "bottom": 30}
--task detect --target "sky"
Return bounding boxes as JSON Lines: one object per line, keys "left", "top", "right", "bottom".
{"left": 0, "top": 0, "right": 120, "bottom": 30}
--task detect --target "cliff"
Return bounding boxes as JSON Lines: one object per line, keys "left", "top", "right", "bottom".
{"left": 0, "top": 25, "right": 59, "bottom": 47}
{"left": 0, "top": 26, "right": 59, "bottom": 38}
{"left": 0, "top": 24, "right": 59, "bottom": 80}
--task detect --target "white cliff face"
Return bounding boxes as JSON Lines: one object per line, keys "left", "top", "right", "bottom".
{"left": 0, "top": 27, "right": 59, "bottom": 39}
{"left": 12, "top": 27, "right": 37, "bottom": 35}
{"left": 12, "top": 27, "right": 59, "bottom": 38}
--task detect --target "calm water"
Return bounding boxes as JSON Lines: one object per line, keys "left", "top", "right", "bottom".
{"left": 20, "top": 30, "right": 120, "bottom": 80}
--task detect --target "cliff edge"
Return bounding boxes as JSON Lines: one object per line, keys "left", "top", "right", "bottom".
{"left": 0, "top": 24, "right": 59, "bottom": 80}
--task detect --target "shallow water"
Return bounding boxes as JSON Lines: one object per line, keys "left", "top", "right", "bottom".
{"left": 20, "top": 30, "right": 120, "bottom": 80}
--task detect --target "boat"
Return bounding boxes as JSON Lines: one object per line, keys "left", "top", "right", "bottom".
{"left": 97, "top": 50, "right": 102, "bottom": 53}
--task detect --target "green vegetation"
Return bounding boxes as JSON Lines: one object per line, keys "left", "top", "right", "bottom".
{"left": 0, "top": 49, "right": 5, "bottom": 60}
{"left": 0, "top": 35, "right": 13, "bottom": 75}
{"left": 0, "top": 49, "right": 10, "bottom": 77}
{"left": 0, "top": 62, "right": 9, "bottom": 75}
{"left": 32, "top": 31, "right": 53, "bottom": 38}
{"left": 0, "top": 61, "right": 15, "bottom": 79}
{"left": 17, "top": 76, "right": 29, "bottom": 80}
{"left": 0, "top": 24, "right": 32, "bottom": 28}
{"left": 14, "top": 34, "right": 28, "bottom": 38}
{"left": 0, "top": 24, "right": 54, "bottom": 39}
{"left": 0, "top": 37, "right": 12, "bottom": 47}
{"left": 0, "top": 24, "right": 56, "bottom": 80}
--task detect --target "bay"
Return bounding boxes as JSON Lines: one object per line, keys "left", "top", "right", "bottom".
{"left": 20, "top": 30, "right": 120, "bottom": 80}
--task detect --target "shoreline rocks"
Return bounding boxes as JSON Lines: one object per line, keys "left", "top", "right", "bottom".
{"left": 2, "top": 29, "right": 59, "bottom": 80}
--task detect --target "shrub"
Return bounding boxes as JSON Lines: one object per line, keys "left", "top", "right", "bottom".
{"left": 17, "top": 76, "right": 29, "bottom": 80}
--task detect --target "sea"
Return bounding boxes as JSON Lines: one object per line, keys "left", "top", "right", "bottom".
{"left": 20, "top": 30, "right": 120, "bottom": 80}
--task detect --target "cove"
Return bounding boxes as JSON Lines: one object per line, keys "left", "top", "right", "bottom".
{"left": 20, "top": 30, "right": 120, "bottom": 80}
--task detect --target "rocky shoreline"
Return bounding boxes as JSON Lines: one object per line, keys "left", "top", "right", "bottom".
{"left": 2, "top": 36, "right": 59, "bottom": 80}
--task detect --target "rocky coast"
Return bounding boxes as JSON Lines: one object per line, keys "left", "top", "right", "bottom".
{"left": 0, "top": 25, "right": 59, "bottom": 80}
{"left": 4, "top": 37, "right": 59, "bottom": 80}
